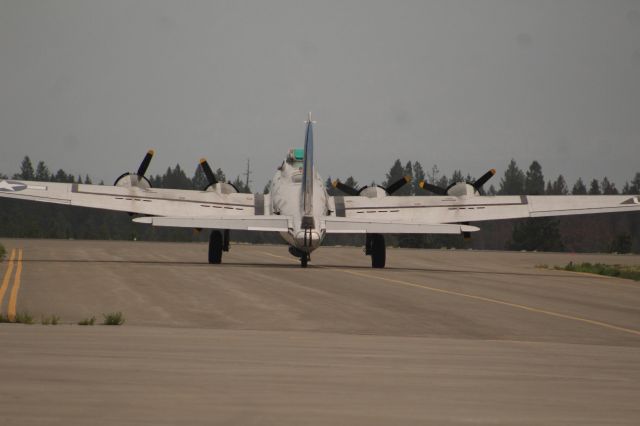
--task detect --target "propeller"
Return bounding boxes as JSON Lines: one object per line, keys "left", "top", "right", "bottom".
{"left": 199, "top": 158, "right": 218, "bottom": 189}
{"left": 137, "top": 150, "right": 155, "bottom": 178}
{"left": 114, "top": 149, "right": 155, "bottom": 188}
{"left": 418, "top": 169, "right": 496, "bottom": 196}
{"left": 332, "top": 176, "right": 412, "bottom": 196}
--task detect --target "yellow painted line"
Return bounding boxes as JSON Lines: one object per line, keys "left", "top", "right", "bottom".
{"left": 261, "top": 250, "right": 640, "bottom": 337}
{"left": 0, "top": 249, "right": 17, "bottom": 315}
{"left": 7, "top": 249, "right": 23, "bottom": 322}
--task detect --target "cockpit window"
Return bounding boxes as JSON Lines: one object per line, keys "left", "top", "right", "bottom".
{"left": 286, "top": 148, "right": 304, "bottom": 169}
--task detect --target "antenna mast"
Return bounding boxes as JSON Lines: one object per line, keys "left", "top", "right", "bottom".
{"left": 244, "top": 158, "right": 252, "bottom": 190}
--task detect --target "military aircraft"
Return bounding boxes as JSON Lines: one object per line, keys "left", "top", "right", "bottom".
{"left": 1, "top": 114, "right": 639, "bottom": 267}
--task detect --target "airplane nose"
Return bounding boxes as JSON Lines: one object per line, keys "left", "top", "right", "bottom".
{"left": 294, "top": 230, "right": 321, "bottom": 251}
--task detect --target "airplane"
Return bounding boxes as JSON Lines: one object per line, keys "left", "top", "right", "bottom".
{"left": 0, "top": 113, "right": 639, "bottom": 268}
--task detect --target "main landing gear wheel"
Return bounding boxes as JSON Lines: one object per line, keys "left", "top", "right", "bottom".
{"left": 301, "top": 255, "right": 308, "bottom": 268}
{"left": 367, "top": 234, "right": 386, "bottom": 268}
{"left": 209, "top": 230, "right": 223, "bottom": 264}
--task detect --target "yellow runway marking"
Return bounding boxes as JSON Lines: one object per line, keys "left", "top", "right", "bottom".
{"left": 0, "top": 249, "right": 17, "bottom": 314}
{"left": 7, "top": 249, "right": 24, "bottom": 322}
{"left": 260, "top": 250, "right": 640, "bottom": 337}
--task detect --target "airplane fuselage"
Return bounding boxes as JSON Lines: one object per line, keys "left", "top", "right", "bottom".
{"left": 269, "top": 160, "right": 330, "bottom": 253}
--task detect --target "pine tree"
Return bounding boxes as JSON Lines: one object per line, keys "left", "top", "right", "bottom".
{"left": 383, "top": 160, "right": 405, "bottom": 191}
{"left": 35, "top": 161, "right": 50, "bottom": 181}
{"left": 15, "top": 156, "right": 35, "bottom": 180}
{"left": 524, "top": 161, "right": 545, "bottom": 195}
{"left": 601, "top": 177, "right": 618, "bottom": 195}
{"left": 547, "top": 175, "right": 568, "bottom": 195}
{"left": 571, "top": 178, "right": 587, "bottom": 195}
{"left": 588, "top": 179, "right": 601, "bottom": 195}
{"left": 412, "top": 161, "right": 425, "bottom": 195}
{"left": 499, "top": 159, "right": 525, "bottom": 195}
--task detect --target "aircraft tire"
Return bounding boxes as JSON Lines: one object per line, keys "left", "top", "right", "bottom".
{"left": 300, "top": 255, "right": 308, "bottom": 268}
{"left": 370, "top": 234, "right": 386, "bottom": 268}
{"left": 209, "top": 230, "right": 223, "bottom": 264}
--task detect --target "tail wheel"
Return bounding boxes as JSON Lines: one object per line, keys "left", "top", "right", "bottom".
{"left": 209, "top": 230, "right": 223, "bottom": 264}
{"left": 370, "top": 234, "right": 386, "bottom": 268}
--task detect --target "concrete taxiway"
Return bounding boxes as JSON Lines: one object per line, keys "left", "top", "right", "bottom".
{"left": 1, "top": 238, "right": 639, "bottom": 425}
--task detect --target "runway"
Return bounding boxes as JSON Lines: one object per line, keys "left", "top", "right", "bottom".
{"left": 1, "top": 238, "right": 640, "bottom": 424}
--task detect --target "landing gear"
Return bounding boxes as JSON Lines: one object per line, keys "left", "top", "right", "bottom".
{"left": 209, "top": 230, "right": 223, "bottom": 264}
{"left": 223, "top": 230, "right": 230, "bottom": 252}
{"left": 288, "top": 246, "right": 310, "bottom": 268}
{"left": 366, "top": 233, "right": 386, "bottom": 268}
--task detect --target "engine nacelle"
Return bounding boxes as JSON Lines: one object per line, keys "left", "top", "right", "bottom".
{"left": 205, "top": 182, "right": 238, "bottom": 194}
{"left": 446, "top": 182, "right": 478, "bottom": 197}
{"left": 358, "top": 186, "right": 387, "bottom": 198}
{"left": 114, "top": 173, "right": 152, "bottom": 189}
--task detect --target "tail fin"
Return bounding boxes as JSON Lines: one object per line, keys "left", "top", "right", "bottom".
{"left": 301, "top": 113, "right": 315, "bottom": 228}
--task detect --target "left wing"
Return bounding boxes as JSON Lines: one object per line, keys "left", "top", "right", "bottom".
{"left": 0, "top": 179, "right": 259, "bottom": 218}
{"left": 331, "top": 194, "right": 640, "bottom": 224}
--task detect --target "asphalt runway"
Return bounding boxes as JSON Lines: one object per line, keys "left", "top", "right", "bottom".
{"left": 1, "top": 238, "right": 639, "bottom": 425}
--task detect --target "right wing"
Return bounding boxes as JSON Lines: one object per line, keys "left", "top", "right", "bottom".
{"left": 321, "top": 217, "right": 479, "bottom": 234}
{"left": 133, "top": 215, "right": 291, "bottom": 232}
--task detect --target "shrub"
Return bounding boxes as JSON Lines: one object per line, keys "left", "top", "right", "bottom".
{"left": 102, "top": 312, "right": 125, "bottom": 325}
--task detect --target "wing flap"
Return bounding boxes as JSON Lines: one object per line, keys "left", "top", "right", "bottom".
{"left": 322, "top": 217, "right": 479, "bottom": 234}
{"left": 134, "top": 215, "right": 291, "bottom": 232}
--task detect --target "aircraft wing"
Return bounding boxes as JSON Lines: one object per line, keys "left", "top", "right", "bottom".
{"left": 0, "top": 179, "right": 260, "bottom": 218}
{"left": 321, "top": 217, "right": 479, "bottom": 234}
{"left": 332, "top": 194, "right": 640, "bottom": 224}
{"left": 133, "top": 215, "right": 290, "bottom": 232}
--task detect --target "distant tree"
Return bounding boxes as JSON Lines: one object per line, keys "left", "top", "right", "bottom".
{"left": 383, "top": 159, "right": 405, "bottom": 192}
{"left": 601, "top": 177, "right": 618, "bottom": 195}
{"left": 192, "top": 166, "right": 208, "bottom": 190}
{"left": 547, "top": 175, "right": 568, "bottom": 195}
{"left": 588, "top": 179, "right": 601, "bottom": 195}
{"left": 84, "top": 175, "right": 92, "bottom": 184}
{"left": 215, "top": 168, "right": 226, "bottom": 184}
{"left": 35, "top": 161, "right": 50, "bottom": 181}
{"left": 53, "top": 169, "right": 69, "bottom": 183}
{"left": 622, "top": 172, "right": 640, "bottom": 194}
{"left": 231, "top": 176, "right": 251, "bottom": 193}
{"left": 509, "top": 218, "right": 564, "bottom": 252}
{"left": 571, "top": 178, "right": 587, "bottom": 195}
{"left": 450, "top": 170, "right": 464, "bottom": 185}
{"left": 524, "top": 161, "right": 545, "bottom": 195}
{"left": 15, "top": 156, "right": 34, "bottom": 180}
{"left": 344, "top": 176, "right": 359, "bottom": 190}
{"left": 412, "top": 161, "right": 425, "bottom": 195}
{"left": 487, "top": 184, "right": 497, "bottom": 195}
{"left": 499, "top": 159, "right": 525, "bottom": 195}
{"left": 162, "top": 164, "right": 191, "bottom": 189}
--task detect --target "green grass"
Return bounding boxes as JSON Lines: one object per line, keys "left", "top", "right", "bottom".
{"left": 41, "top": 315, "right": 61, "bottom": 325}
{"left": 102, "top": 312, "right": 125, "bottom": 326}
{"left": 78, "top": 316, "right": 96, "bottom": 326}
{"left": 13, "top": 311, "right": 34, "bottom": 324}
{"left": 0, "top": 243, "right": 5, "bottom": 261}
{"left": 560, "top": 262, "right": 640, "bottom": 281}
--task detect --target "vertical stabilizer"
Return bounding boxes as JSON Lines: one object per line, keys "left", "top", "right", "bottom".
{"left": 301, "top": 113, "right": 315, "bottom": 228}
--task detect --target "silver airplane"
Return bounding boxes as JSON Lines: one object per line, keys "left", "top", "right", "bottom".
{"left": 1, "top": 114, "right": 639, "bottom": 267}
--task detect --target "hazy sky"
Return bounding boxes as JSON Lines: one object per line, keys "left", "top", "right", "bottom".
{"left": 1, "top": 0, "right": 639, "bottom": 191}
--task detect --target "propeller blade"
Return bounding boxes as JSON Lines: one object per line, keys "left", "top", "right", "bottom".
{"left": 385, "top": 176, "right": 412, "bottom": 195}
{"left": 137, "top": 150, "right": 155, "bottom": 177}
{"left": 418, "top": 181, "right": 448, "bottom": 195}
{"left": 472, "top": 169, "right": 496, "bottom": 190}
{"left": 332, "top": 180, "right": 360, "bottom": 196}
{"left": 199, "top": 158, "right": 218, "bottom": 186}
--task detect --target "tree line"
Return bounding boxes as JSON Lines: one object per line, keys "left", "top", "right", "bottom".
{"left": 1, "top": 156, "right": 638, "bottom": 253}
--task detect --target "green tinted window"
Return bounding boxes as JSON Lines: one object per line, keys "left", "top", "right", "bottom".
{"left": 293, "top": 148, "right": 304, "bottom": 160}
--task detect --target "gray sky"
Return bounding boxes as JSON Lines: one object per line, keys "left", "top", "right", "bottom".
{"left": 1, "top": 0, "right": 639, "bottom": 191}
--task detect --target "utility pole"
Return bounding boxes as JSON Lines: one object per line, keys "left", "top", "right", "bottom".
{"left": 243, "top": 158, "right": 252, "bottom": 191}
